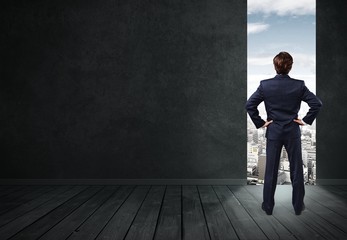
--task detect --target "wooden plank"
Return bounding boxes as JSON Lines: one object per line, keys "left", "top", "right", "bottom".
{"left": 228, "top": 185, "right": 296, "bottom": 240}
{"left": 249, "top": 185, "right": 346, "bottom": 240}
{"left": 301, "top": 187, "right": 347, "bottom": 234}
{"left": 320, "top": 186, "right": 347, "bottom": 199}
{"left": 10, "top": 186, "right": 102, "bottom": 240}
{"left": 0, "top": 186, "right": 10, "bottom": 190}
{"left": 0, "top": 186, "right": 37, "bottom": 204}
{"left": 39, "top": 186, "right": 118, "bottom": 240}
{"left": 0, "top": 186, "right": 12, "bottom": 193}
{"left": 0, "top": 186, "right": 87, "bottom": 239}
{"left": 1, "top": 184, "right": 346, "bottom": 240}
{"left": 96, "top": 185, "right": 150, "bottom": 240}
{"left": 305, "top": 186, "right": 347, "bottom": 219}
{"left": 154, "top": 185, "right": 181, "bottom": 240}
{"left": 0, "top": 185, "right": 71, "bottom": 227}
{"left": 0, "top": 186, "right": 26, "bottom": 198}
{"left": 68, "top": 186, "right": 135, "bottom": 240}
{"left": 125, "top": 186, "right": 166, "bottom": 240}
{"left": 182, "top": 185, "right": 210, "bottom": 240}
{"left": 286, "top": 186, "right": 347, "bottom": 238}
{"left": 0, "top": 186, "right": 49, "bottom": 214}
{"left": 335, "top": 185, "right": 347, "bottom": 192}
{"left": 213, "top": 185, "right": 267, "bottom": 240}
{"left": 197, "top": 185, "right": 238, "bottom": 240}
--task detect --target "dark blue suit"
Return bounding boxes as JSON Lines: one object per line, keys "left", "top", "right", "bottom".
{"left": 246, "top": 74, "right": 322, "bottom": 214}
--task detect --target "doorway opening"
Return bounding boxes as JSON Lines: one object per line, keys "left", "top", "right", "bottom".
{"left": 247, "top": 0, "right": 316, "bottom": 185}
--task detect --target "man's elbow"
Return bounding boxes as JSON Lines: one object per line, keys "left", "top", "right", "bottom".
{"left": 316, "top": 99, "right": 323, "bottom": 109}
{"left": 245, "top": 101, "right": 252, "bottom": 111}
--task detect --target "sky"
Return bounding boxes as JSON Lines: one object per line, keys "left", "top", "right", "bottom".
{"left": 247, "top": 0, "right": 316, "bottom": 117}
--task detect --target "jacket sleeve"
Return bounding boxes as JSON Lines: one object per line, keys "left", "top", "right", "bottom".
{"left": 245, "top": 83, "right": 265, "bottom": 129}
{"left": 301, "top": 83, "right": 323, "bottom": 125}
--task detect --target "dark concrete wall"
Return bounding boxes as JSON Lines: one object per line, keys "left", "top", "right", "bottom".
{"left": 3, "top": 0, "right": 344, "bottom": 182}
{"left": 316, "top": 0, "right": 347, "bottom": 180}
{"left": 1, "top": 0, "right": 246, "bottom": 179}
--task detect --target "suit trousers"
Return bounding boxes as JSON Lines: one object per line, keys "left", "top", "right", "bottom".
{"left": 263, "top": 137, "right": 305, "bottom": 213}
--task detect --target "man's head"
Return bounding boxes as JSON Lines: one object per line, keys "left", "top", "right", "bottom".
{"left": 273, "top": 51, "right": 293, "bottom": 74}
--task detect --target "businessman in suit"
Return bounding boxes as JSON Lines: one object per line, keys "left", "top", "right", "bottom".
{"left": 246, "top": 52, "right": 322, "bottom": 215}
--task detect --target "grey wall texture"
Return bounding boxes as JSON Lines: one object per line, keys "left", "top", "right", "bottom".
{"left": 1, "top": 0, "right": 247, "bottom": 180}
{"left": 316, "top": 0, "right": 347, "bottom": 181}
{"left": 2, "top": 0, "right": 345, "bottom": 182}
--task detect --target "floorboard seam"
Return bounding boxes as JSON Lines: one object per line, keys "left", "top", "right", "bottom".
{"left": 93, "top": 185, "right": 136, "bottom": 239}
{"left": 5, "top": 186, "right": 89, "bottom": 239}
{"left": 211, "top": 185, "right": 240, "bottom": 240}
{"left": 151, "top": 185, "right": 167, "bottom": 240}
{"left": 196, "top": 185, "right": 212, "bottom": 240}
{"left": 122, "top": 185, "right": 152, "bottom": 240}
{"left": 67, "top": 186, "right": 121, "bottom": 239}
{"left": 37, "top": 186, "right": 105, "bottom": 239}
{"left": 180, "top": 185, "right": 183, "bottom": 240}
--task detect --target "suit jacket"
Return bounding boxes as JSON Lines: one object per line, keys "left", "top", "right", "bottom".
{"left": 246, "top": 74, "right": 322, "bottom": 140}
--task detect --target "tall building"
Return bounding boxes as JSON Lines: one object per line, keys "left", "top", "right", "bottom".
{"left": 281, "top": 148, "right": 288, "bottom": 159}
{"left": 253, "top": 129, "right": 258, "bottom": 144}
{"left": 258, "top": 154, "right": 266, "bottom": 182}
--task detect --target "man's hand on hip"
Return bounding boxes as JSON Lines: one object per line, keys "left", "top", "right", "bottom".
{"left": 294, "top": 118, "right": 305, "bottom": 125}
{"left": 262, "top": 120, "right": 273, "bottom": 128}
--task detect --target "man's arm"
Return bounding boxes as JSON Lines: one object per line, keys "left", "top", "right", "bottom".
{"left": 245, "top": 84, "right": 266, "bottom": 128}
{"left": 301, "top": 84, "right": 323, "bottom": 125}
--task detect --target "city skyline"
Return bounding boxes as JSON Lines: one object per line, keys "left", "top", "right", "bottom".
{"left": 247, "top": 0, "right": 316, "bottom": 185}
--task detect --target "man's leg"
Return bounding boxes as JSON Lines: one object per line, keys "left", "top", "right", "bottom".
{"left": 263, "top": 139, "right": 283, "bottom": 213}
{"left": 284, "top": 137, "right": 305, "bottom": 214}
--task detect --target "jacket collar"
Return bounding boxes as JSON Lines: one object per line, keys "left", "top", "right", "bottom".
{"left": 275, "top": 74, "right": 290, "bottom": 78}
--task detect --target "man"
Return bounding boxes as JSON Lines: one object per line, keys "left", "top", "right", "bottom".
{"left": 246, "top": 52, "right": 322, "bottom": 215}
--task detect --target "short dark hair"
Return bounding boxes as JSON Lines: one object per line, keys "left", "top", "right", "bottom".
{"left": 273, "top": 52, "right": 293, "bottom": 74}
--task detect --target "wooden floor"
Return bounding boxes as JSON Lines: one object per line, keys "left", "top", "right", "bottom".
{"left": 0, "top": 185, "right": 346, "bottom": 240}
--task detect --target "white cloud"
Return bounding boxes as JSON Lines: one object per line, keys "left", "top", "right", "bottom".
{"left": 248, "top": 53, "right": 315, "bottom": 68}
{"left": 248, "top": 0, "right": 315, "bottom": 16}
{"left": 292, "top": 53, "right": 316, "bottom": 68}
{"left": 248, "top": 53, "right": 316, "bottom": 81}
{"left": 247, "top": 74, "right": 274, "bottom": 96}
{"left": 248, "top": 23, "right": 270, "bottom": 35}
{"left": 248, "top": 55, "right": 273, "bottom": 66}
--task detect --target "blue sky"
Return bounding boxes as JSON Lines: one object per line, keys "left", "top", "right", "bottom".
{"left": 247, "top": 0, "right": 316, "bottom": 116}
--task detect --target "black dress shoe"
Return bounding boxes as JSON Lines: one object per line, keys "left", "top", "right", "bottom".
{"left": 295, "top": 203, "right": 305, "bottom": 215}
{"left": 262, "top": 202, "right": 273, "bottom": 215}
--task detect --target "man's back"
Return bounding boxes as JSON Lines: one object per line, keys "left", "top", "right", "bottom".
{"left": 246, "top": 74, "right": 322, "bottom": 140}
{"left": 261, "top": 75, "right": 303, "bottom": 124}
